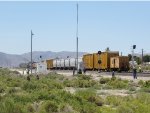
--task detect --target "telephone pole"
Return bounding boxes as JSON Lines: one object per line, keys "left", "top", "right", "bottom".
{"left": 142, "top": 49, "right": 144, "bottom": 65}
{"left": 76, "top": 3, "right": 79, "bottom": 73}
{"left": 31, "top": 30, "right": 34, "bottom": 74}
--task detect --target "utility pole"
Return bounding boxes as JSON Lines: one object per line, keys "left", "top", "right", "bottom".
{"left": 76, "top": 3, "right": 79, "bottom": 73}
{"left": 142, "top": 49, "right": 144, "bottom": 65}
{"left": 31, "top": 30, "right": 34, "bottom": 74}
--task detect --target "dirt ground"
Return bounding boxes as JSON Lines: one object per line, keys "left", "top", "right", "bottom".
{"left": 54, "top": 70, "right": 150, "bottom": 81}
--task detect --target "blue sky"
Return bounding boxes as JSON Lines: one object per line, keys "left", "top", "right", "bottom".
{"left": 0, "top": 1, "right": 150, "bottom": 55}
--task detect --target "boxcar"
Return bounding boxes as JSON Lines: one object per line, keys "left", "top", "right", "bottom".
{"left": 83, "top": 54, "right": 94, "bottom": 70}
{"left": 110, "top": 56, "right": 129, "bottom": 71}
{"left": 93, "top": 51, "right": 119, "bottom": 70}
{"left": 65, "top": 59, "right": 70, "bottom": 68}
{"left": 60, "top": 59, "right": 65, "bottom": 68}
{"left": 46, "top": 59, "right": 53, "bottom": 69}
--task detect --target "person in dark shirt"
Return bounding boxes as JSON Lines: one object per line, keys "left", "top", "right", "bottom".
{"left": 133, "top": 68, "right": 137, "bottom": 79}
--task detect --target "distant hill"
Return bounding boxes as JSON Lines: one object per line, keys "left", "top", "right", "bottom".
{"left": 0, "top": 52, "right": 28, "bottom": 68}
{"left": 0, "top": 51, "right": 86, "bottom": 68}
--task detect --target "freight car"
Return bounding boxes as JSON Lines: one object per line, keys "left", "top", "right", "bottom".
{"left": 82, "top": 54, "right": 94, "bottom": 70}
{"left": 110, "top": 56, "right": 129, "bottom": 71}
{"left": 45, "top": 51, "right": 129, "bottom": 72}
{"left": 46, "top": 59, "right": 53, "bottom": 69}
{"left": 83, "top": 51, "right": 119, "bottom": 71}
{"left": 46, "top": 57, "right": 83, "bottom": 70}
{"left": 93, "top": 51, "right": 119, "bottom": 71}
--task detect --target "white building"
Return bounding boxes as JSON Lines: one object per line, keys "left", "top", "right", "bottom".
{"left": 36, "top": 61, "right": 47, "bottom": 74}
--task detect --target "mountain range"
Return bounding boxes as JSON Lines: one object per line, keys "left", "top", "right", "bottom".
{"left": 0, "top": 51, "right": 86, "bottom": 68}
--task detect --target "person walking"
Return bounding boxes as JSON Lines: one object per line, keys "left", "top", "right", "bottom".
{"left": 83, "top": 68, "right": 86, "bottom": 74}
{"left": 133, "top": 68, "right": 137, "bottom": 79}
{"left": 73, "top": 68, "right": 75, "bottom": 76}
{"left": 112, "top": 71, "right": 115, "bottom": 77}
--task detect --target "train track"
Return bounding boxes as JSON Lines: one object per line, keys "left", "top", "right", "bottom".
{"left": 86, "top": 71, "right": 150, "bottom": 77}
{"left": 52, "top": 70, "right": 150, "bottom": 77}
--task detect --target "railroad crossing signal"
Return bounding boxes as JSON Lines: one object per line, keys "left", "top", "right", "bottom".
{"left": 133, "top": 45, "right": 136, "bottom": 49}
{"left": 98, "top": 51, "right": 102, "bottom": 64}
{"left": 98, "top": 51, "right": 101, "bottom": 55}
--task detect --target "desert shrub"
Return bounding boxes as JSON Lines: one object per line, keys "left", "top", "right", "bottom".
{"left": 117, "top": 105, "right": 134, "bottom": 113}
{"left": 140, "top": 87, "right": 150, "bottom": 93}
{"left": 13, "top": 93, "right": 35, "bottom": 104}
{"left": 22, "top": 81, "right": 43, "bottom": 91}
{"left": 107, "top": 79, "right": 128, "bottom": 89}
{"left": 105, "top": 96, "right": 124, "bottom": 107}
{"left": 92, "top": 83, "right": 102, "bottom": 90}
{"left": 26, "top": 104, "right": 35, "bottom": 113}
{"left": 6, "top": 79, "right": 23, "bottom": 87}
{"left": 42, "top": 101, "right": 58, "bottom": 112}
{"left": 0, "top": 98, "right": 25, "bottom": 113}
{"left": 63, "top": 79, "right": 73, "bottom": 87}
{"left": 51, "top": 81, "right": 64, "bottom": 89}
{"left": 46, "top": 73, "right": 65, "bottom": 81}
{"left": 88, "top": 96, "right": 104, "bottom": 106}
{"left": 59, "top": 104, "right": 74, "bottom": 113}
{"left": 0, "top": 68, "right": 11, "bottom": 76}
{"left": 8, "top": 87, "right": 19, "bottom": 94}
{"left": 100, "top": 106, "right": 116, "bottom": 113}
{"left": 136, "top": 93, "right": 150, "bottom": 104}
{"left": 80, "top": 103, "right": 100, "bottom": 113}
{"left": 99, "top": 78, "right": 110, "bottom": 84}
{"left": 6, "top": 77, "right": 13, "bottom": 82}
{"left": 139, "top": 80, "right": 150, "bottom": 93}
{"left": 138, "top": 80, "right": 144, "bottom": 86}
{"left": 143, "top": 80, "right": 150, "bottom": 87}
{"left": 129, "top": 86, "right": 136, "bottom": 92}
{"left": 111, "top": 76, "right": 117, "bottom": 81}
{"left": 37, "top": 90, "right": 50, "bottom": 100}
{"left": 63, "top": 78, "right": 97, "bottom": 88}
{"left": 128, "top": 81, "right": 139, "bottom": 88}
{"left": 101, "top": 84, "right": 113, "bottom": 89}
{"left": 76, "top": 80, "right": 92, "bottom": 88}
{"left": 46, "top": 74, "right": 58, "bottom": 79}
{"left": 78, "top": 74, "right": 91, "bottom": 80}
{"left": 0, "top": 84, "right": 6, "bottom": 93}
{"left": 76, "top": 89, "right": 96, "bottom": 100}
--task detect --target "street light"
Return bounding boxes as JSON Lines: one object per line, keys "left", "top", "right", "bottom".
{"left": 31, "top": 30, "right": 34, "bottom": 74}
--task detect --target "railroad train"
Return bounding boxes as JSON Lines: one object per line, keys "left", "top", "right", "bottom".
{"left": 46, "top": 51, "right": 129, "bottom": 72}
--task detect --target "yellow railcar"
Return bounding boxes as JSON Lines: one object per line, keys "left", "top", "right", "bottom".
{"left": 93, "top": 51, "right": 119, "bottom": 70}
{"left": 83, "top": 54, "right": 94, "bottom": 70}
{"left": 83, "top": 51, "right": 119, "bottom": 70}
{"left": 110, "top": 56, "right": 129, "bottom": 71}
{"left": 46, "top": 59, "right": 53, "bottom": 69}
